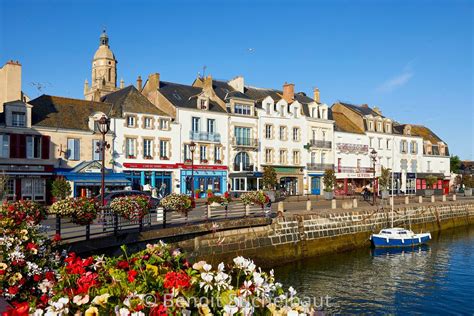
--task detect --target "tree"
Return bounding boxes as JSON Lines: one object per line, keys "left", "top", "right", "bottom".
{"left": 51, "top": 177, "right": 72, "bottom": 200}
{"left": 0, "top": 172, "right": 9, "bottom": 200}
{"left": 262, "top": 166, "right": 277, "bottom": 190}
{"left": 450, "top": 155, "right": 461, "bottom": 174}
{"left": 425, "top": 175, "right": 438, "bottom": 189}
{"left": 323, "top": 169, "right": 336, "bottom": 192}
{"left": 378, "top": 166, "right": 391, "bottom": 192}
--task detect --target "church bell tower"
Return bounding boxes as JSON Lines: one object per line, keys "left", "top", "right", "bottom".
{"left": 84, "top": 30, "right": 118, "bottom": 101}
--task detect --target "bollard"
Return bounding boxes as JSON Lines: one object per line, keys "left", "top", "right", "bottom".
{"left": 431, "top": 195, "right": 435, "bottom": 203}
{"left": 85, "top": 224, "right": 90, "bottom": 240}
{"left": 306, "top": 200, "right": 312, "bottom": 211}
{"left": 442, "top": 195, "right": 446, "bottom": 202}
{"left": 390, "top": 197, "right": 394, "bottom": 206}
{"left": 55, "top": 214, "right": 61, "bottom": 236}
{"left": 418, "top": 196, "right": 423, "bottom": 204}
{"left": 405, "top": 196, "right": 409, "bottom": 204}
{"left": 207, "top": 205, "right": 212, "bottom": 219}
{"left": 225, "top": 204, "right": 228, "bottom": 218}
{"left": 331, "top": 199, "right": 337, "bottom": 209}
{"left": 278, "top": 201, "right": 284, "bottom": 213}
{"left": 353, "top": 198, "right": 358, "bottom": 208}
{"left": 453, "top": 194, "right": 457, "bottom": 201}
{"left": 113, "top": 213, "right": 119, "bottom": 236}
{"left": 245, "top": 204, "right": 250, "bottom": 217}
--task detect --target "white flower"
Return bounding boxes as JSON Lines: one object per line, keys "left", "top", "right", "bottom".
{"left": 32, "top": 309, "right": 44, "bottom": 316}
{"left": 203, "top": 263, "right": 212, "bottom": 272}
{"left": 73, "top": 294, "right": 89, "bottom": 306}
{"left": 217, "top": 262, "right": 225, "bottom": 272}
{"left": 200, "top": 272, "right": 214, "bottom": 293}
{"left": 131, "top": 312, "right": 145, "bottom": 316}
{"left": 288, "top": 286, "right": 297, "bottom": 297}
{"left": 117, "top": 308, "right": 130, "bottom": 316}
{"left": 45, "top": 297, "right": 69, "bottom": 315}
{"left": 223, "top": 304, "right": 238, "bottom": 316}
{"left": 241, "top": 280, "right": 253, "bottom": 297}
{"left": 92, "top": 293, "right": 110, "bottom": 306}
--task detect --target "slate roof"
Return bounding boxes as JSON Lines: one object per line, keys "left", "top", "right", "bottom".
{"left": 244, "top": 86, "right": 282, "bottom": 106}
{"left": 158, "top": 81, "right": 226, "bottom": 113}
{"left": 338, "top": 102, "right": 383, "bottom": 117}
{"left": 332, "top": 112, "right": 365, "bottom": 134}
{"left": 101, "top": 85, "right": 168, "bottom": 116}
{"left": 212, "top": 80, "right": 251, "bottom": 101}
{"left": 28, "top": 95, "right": 116, "bottom": 131}
{"left": 409, "top": 125, "right": 444, "bottom": 144}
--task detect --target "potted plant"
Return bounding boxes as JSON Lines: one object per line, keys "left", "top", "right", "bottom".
{"left": 51, "top": 177, "right": 71, "bottom": 201}
{"left": 110, "top": 195, "right": 151, "bottom": 221}
{"left": 160, "top": 193, "right": 193, "bottom": 217}
{"left": 323, "top": 168, "right": 336, "bottom": 200}
{"left": 200, "top": 159, "right": 208, "bottom": 164}
{"left": 378, "top": 167, "right": 390, "bottom": 199}
{"left": 206, "top": 189, "right": 213, "bottom": 198}
{"left": 462, "top": 175, "right": 473, "bottom": 196}
{"left": 208, "top": 196, "right": 224, "bottom": 207}
{"left": 195, "top": 189, "right": 201, "bottom": 199}
{"left": 424, "top": 175, "right": 437, "bottom": 197}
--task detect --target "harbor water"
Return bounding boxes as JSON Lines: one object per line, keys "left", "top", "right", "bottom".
{"left": 275, "top": 225, "right": 474, "bottom": 314}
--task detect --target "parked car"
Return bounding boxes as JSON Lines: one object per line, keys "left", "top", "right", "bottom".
{"left": 96, "top": 190, "right": 160, "bottom": 208}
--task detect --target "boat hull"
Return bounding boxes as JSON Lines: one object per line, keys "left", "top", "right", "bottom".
{"left": 371, "top": 233, "right": 431, "bottom": 248}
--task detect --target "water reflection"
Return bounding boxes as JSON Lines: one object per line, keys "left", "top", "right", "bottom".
{"left": 275, "top": 226, "right": 474, "bottom": 314}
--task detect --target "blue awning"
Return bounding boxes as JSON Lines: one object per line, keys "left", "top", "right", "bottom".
{"left": 74, "top": 178, "right": 131, "bottom": 186}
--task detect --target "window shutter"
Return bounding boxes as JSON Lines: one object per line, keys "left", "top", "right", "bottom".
{"left": 41, "top": 136, "right": 50, "bottom": 159}
{"left": 74, "top": 139, "right": 80, "bottom": 160}
{"left": 9, "top": 134, "right": 17, "bottom": 158}
{"left": 19, "top": 135, "right": 27, "bottom": 158}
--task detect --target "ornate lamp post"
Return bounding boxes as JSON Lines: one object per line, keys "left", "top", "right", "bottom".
{"left": 370, "top": 149, "right": 378, "bottom": 205}
{"left": 189, "top": 141, "right": 196, "bottom": 207}
{"left": 96, "top": 115, "right": 111, "bottom": 206}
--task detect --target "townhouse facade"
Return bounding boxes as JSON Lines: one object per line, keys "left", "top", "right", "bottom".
{"left": 0, "top": 31, "right": 452, "bottom": 201}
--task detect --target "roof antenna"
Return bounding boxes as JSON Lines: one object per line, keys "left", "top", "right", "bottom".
{"left": 202, "top": 65, "right": 207, "bottom": 78}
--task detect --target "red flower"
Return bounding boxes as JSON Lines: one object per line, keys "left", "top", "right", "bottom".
{"left": 0, "top": 270, "right": 5, "bottom": 276}
{"left": 163, "top": 271, "right": 191, "bottom": 289}
{"left": 52, "top": 234, "right": 61, "bottom": 242}
{"left": 127, "top": 270, "right": 138, "bottom": 283}
{"left": 76, "top": 272, "right": 99, "bottom": 294}
{"left": 150, "top": 304, "right": 167, "bottom": 316}
{"left": 33, "top": 274, "right": 41, "bottom": 282}
{"left": 25, "top": 242, "right": 37, "bottom": 252}
{"left": 40, "top": 294, "right": 49, "bottom": 305}
{"left": 2, "top": 301, "right": 29, "bottom": 316}
{"left": 45, "top": 271, "right": 55, "bottom": 282}
{"left": 8, "top": 286, "right": 19, "bottom": 295}
{"left": 117, "top": 260, "right": 129, "bottom": 270}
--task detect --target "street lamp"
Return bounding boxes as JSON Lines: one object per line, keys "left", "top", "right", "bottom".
{"left": 370, "top": 148, "right": 378, "bottom": 205}
{"left": 189, "top": 141, "right": 196, "bottom": 207}
{"left": 96, "top": 115, "right": 111, "bottom": 206}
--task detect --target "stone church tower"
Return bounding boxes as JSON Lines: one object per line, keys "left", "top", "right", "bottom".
{"left": 84, "top": 30, "right": 118, "bottom": 100}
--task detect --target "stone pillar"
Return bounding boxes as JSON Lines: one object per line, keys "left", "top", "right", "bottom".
{"left": 419, "top": 196, "right": 423, "bottom": 204}
{"left": 331, "top": 199, "right": 337, "bottom": 209}
{"left": 453, "top": 194, "right": 457, "bottom": 201}
{"left": 390, "top": 197, "right": 394, "bottom": 206}
{"left": 430, "top": 195, "right": 435, "bottom": 203}
{"left": 278, "top": 201, "right": 284, "bottom": 213}
{"left": 207, "top": 205, "right": 212, "bottom": 219}
{"left": 245, "top": 204, "right": 250, "bottom": 216}
{"left": 353, "top": 198, "right": 358, "bottom": 208}
{"left": 442, "top": 195, "right": 446, "bottom": 202}
{"left": 405, "top": 196, "right": 409, "bottom": 204}
{"left": 306, "top": 200, "right": 312, "bottom": 211}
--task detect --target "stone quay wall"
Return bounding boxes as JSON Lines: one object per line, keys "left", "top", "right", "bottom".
{"left": 178, "top": 202, "right": 474, "bottom": 267}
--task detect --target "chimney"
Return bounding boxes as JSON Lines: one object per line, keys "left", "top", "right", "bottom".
{"left": 313, "top": 87, "right": 320, "bottom": 103}
{"left": 136, "top": 76, "right": 143, "bottom": 91}
{"left": 120, "top": 78, "right": 124, "bottom": 89}
{"left": 146, "top": 73, "right": 160, "bottom": 91}
{"left": 361, "top": 104, "right": 369, "bottom": 108}
{"left": 373, "top": 106, "right": 382, "bottom": 115}
{"left": 83, "top": 79, "right": 89, "bottom": 94}
{"left": 282, "top": 82, "right": 294, "bottom": 103}
{"left": 228, "top": 76, "right": 244, "bottom": 93}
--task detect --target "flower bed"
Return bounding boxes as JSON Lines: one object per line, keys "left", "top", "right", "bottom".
{"left": 110, "top": 195, "right": 151, "bottom": 221}
{"left": 160, "top": 193, "right": 192, "bottom": 216}
{"left": 0, "top": 201, "right": 61, "bottom": 310}
{"left": 207, "top": 194, "right": 231, "bottom": 206}
{"left": 49, "top": 197, "right": 99, "bottom": 225}
{"left": 240, "top": 190, "right": 269, "bottom": 206}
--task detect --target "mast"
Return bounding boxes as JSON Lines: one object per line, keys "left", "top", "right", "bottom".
{"left": 391, "top": 136, "right": 395, "bottom": 228}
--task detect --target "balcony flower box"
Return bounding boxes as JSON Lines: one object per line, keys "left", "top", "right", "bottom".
{"left": 127, "top": 155, "right": 136, "bottom": 159}
{"left": 144, "top": 155, "right": 153, "bottom": 160}
{"left": 184, "top": 159, "right": 192, "bottom": 164}
{"left": 215, "top": 159, "right": 222, "bottom": 164}
{"left": 200, "top": 159, "right": 208, "bottom": 164}
{"left": 160, "top": 156, "right": 169, "bottom": 160}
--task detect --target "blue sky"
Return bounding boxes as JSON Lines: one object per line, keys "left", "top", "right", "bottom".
{"left": 1, "top": 0, "right": 473, "bottom": 159}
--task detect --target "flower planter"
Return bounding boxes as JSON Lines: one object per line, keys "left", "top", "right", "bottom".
{"left": 464, "top": 188, "right": 472, "bottom": 196}
{"left": 424, "top": 189, "right": 434, "bottom": 197}
{"left": 210, "top": 202, "right": 221, "bottom": 207}
{"left": 324, "top": 191, "right": 333, "bottom": 200}
{"left": 381, "top": 190, "right": 389, "bottom": 199}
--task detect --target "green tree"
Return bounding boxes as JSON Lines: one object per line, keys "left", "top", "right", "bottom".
{"left": 323, "top": 169, "right": 336, "bottom": 192}
{"left": 450, "top": 155, "right": 461, "bottom": 174}
{"left": 378, "top": 166, "right": 391, "bottom": 191}
{"left": 51, "top": 177, "right": 71, "bottom": 200}
{"left": 425, "top": 175, "right": 438, "bottom": 189}
{"left": 262, "top": 166, "right": 277, "bottom": 190}
{"left": 0, "top": 172, "right": 9, "bottom": 200}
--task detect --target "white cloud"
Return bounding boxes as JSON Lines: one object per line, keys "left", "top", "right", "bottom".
{"left": 376, "top": 67, "right": 414, "bottom": 93}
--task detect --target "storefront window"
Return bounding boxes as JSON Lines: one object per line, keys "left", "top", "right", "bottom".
{"left": 234, "top": 152, "right": 250, "bottom": 171}
{"left": 21, "top": 178, "right": 45, "bottom": 201}
{"left": 214, "top": 177, "right": 221, "bottom": 192}
{"left": 233, "top": 178, "right": 246, "bottom": 191}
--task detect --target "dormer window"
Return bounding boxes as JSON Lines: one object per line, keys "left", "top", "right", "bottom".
{"left": 159, "top": 118, "right": 170, "bottom": 130}
{"left": 321, "top": 109, "right": 326, "bottom": 119}
{"left": 385, "top": 123, "right": 391, "bottom": 133}
{"left": 199, "top": 98, "right": 208, "bottom": 110}
{"left": 265, "top": 103, "right": 271, "bottom": 114}
{"left": 377, "top": 121, "right": 382, "bottom": 132}
{"left": 127, "top": 116, "right": 136, "bottom": 127}
{"left": 235, "top": 103, "right": 251, "bottom": 115}
{"left": 12, "top": 112, "right": 26, "bottom": 127}
{"left": 312, "top": 108, "right": 318, "bottom": 118}
{"left": 368, "top": 120, "right": 374, "bottom": 131}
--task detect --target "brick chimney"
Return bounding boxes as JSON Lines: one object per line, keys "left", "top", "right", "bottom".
{"left": 136, "top": 76, "right": 143, "bottom": 91}
{"left": 282, "top": 82, "right": 294, "bottom": 103}
{"left": 313, "top": 87, "right": 320, "bottom": 103}
{"left": 146, "top": 73, "right": 160, "bottom": 91}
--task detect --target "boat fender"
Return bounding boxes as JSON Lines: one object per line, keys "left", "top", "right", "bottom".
{"left": 402, "top": 238, "right": 404, "bottom": 244}
{"left": 428, "top": 233, "right": 432, "bottom": 240}
{"left": 418, "top": 237, "right": 421, "bottom": 243}
{"left": 386, "top": 238, "right": 389, "bottom": 243}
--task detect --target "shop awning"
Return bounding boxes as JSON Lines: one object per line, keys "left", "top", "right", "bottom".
{"left": 417, "top": 173, "right": 445, "bottom": 179}
{"left": 274, "top": 166, "right": 303, "bottom": 174}
{"left": 74, "top": 177, "right": 131, "bottom": 186}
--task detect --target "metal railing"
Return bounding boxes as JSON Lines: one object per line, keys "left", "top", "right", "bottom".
{"left": 306, "top": 163, "right": 334, "bottom": 171}
{"left": 308, "top": 140, "right": 332, "bottom": 149}
{"left": 189, "top": 131, "right": 221, "bottom": 142}
{"left": 231, "top": 137, "right": 259, "bottom": 148}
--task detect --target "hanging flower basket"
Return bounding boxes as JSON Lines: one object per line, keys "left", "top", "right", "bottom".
{"left": 240, "top": 191, "right": 268, "bottom": 206}
{"left": 49, "top": 197, "right": 99, "bottom": 225}
{"left": 110, "top": 195, "right": 151, "bottom": 221}
{"left": 160, "top": 193, "right": 192, "bottom": 216}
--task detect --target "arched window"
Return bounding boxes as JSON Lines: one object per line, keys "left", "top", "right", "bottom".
{"left": 234, "top": 152, "right": 250, "bottom": 171}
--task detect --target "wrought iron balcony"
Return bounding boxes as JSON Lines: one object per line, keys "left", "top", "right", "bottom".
{"left": 233, "top": 164, "right": 255, "bottom": 172}
{"left": 308, "top": 139, "right": 332, "bottom": 149}
{"left": 306, "top": 163, "right": 334, "bottom": 171}
{"left": 231, "top": 137, "right": 259, "bottom": 149}
{"left": 189, "top": 131, "right": 221, "bottom": 142}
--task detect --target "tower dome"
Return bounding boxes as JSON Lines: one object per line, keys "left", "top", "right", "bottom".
{"left": 93, "top": 30, "right": 115, "bottom": 60}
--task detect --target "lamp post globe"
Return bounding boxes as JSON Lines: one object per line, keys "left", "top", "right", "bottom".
{"left": 189, "top": 141, "right": 196, "bottom": 207}
{"left": 96, "top": 114, "right": 111, "bottom": 207}
{"left": 97, "top": 115, "right": 111, "bottom": 134}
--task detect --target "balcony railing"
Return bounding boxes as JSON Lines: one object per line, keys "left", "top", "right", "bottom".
{"left": 337, "top": 166, "right": 374, "bottom": 173}
{"left": 231, "top": 137, "right": 259, "bottom": 148}
{"left": 307, "top": 163, "right": 334, "bottom": 171}
{"left": 309, "top": 140, "right": 332, "bottom": 149}
{"left": 234, "top": 164, "right": 255, "bottom": 172}
{"left": 189, "top": 131, "right": 221, "bottom": 142}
